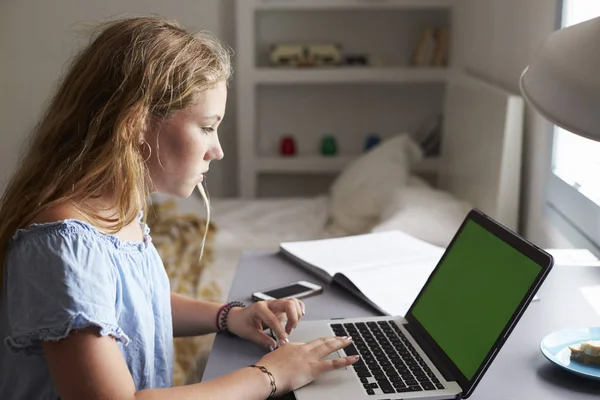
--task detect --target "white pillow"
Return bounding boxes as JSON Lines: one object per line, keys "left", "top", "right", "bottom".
{"left": 329, "top": 134, "right": 422, "bottom": 235}
{"left": 372, "top": 184, "right": 472, "bottom": 248}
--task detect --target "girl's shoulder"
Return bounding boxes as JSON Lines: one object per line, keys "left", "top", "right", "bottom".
{"left": 11, "top": 203, "right": 150, "bottom": 252}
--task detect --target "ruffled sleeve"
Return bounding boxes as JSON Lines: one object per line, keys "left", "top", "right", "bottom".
{"left": 4, "top": 224, "right": 130, "bottom": 355}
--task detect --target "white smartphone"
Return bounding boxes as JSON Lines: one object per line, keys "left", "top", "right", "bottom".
{"left": 251, "top": 280, "right": 323, "bottom": 301}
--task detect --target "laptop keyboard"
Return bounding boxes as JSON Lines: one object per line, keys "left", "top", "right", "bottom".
{"left": 331, "top": 321, "right": 445, "bottom": 396}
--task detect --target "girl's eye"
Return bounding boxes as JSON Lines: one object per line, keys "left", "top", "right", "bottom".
{"left": 201, "top": 127, "right": 215, "bottom": 134}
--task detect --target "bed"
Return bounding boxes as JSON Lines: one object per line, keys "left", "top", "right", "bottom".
{"left": 148, "top": 71, "right": 525, "bottom": 385}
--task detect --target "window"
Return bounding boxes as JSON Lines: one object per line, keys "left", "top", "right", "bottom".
{"left": 547, "top": 1, "right": 600, "bottom": 246}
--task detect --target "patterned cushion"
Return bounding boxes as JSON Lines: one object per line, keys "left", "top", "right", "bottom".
{"left": 147, "top": 200, "right": 219, "bottom": 386}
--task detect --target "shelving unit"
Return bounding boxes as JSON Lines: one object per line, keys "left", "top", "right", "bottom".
{"left": 256, "top": 156, "right": 441, "bottom": 174}
{"left": 253, "top": 67, "right": 449, "bottom": 84}
{"left": 253, "top": 0, "right": 455, "bottom": 10}
{"left": 236, "top": 0, "right": 455, "bottom": 197}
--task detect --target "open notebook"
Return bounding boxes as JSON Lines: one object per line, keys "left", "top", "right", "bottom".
{"left": 279, "top": 230, "right": 445, "bottom": 317}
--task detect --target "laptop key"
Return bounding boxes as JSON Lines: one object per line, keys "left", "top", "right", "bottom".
{"left": 344, "top": 344, "right": 358, "bottom": 356}
{"left": 435, "top": 383, "right": 445, "bottom": 390}
{"left": 353, "top": 359, "right": 365, "bottom": 367}
{"left": 423, "top": 383, "right": 436, "bottom": 391}
{"left": 380, "top": 385, "right": 395, "bottom": 394}
{"left": 354, "top": 365, "right": 369, "bottom": 374}
{"left": 357, "top": 371, "right": 372, "bottom": 378}
{"left": 393, "top": 381, "right": 408, "bottom": 389}
{"left": 383, "top": 366, "right": 397, "bottom": 374}
{"left": 360, "top": 377, "right": 369, "bottom": 384}
{"left": 366, "top": 388, "right": 375, "bottom": 395}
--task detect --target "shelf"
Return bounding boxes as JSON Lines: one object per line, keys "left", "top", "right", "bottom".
{"left": 253, "top": 67, "right": 448, "bottom": 84}
{"left": 254, "top": 0, "right": 455, "bottom": 10}
{"left": 255, "top": 156, "right": 441, "bottom": 174}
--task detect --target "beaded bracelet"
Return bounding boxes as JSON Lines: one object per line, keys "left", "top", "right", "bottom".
{"left": 249, "top": 364, "right": 277, "bottom": 398}
{"left": 216, "top": 301, "right": 246, "bottom": 333}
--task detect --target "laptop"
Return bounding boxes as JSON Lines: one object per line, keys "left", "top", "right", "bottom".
{"left": 288, "top": 209, "right": 554, "bottom": 399}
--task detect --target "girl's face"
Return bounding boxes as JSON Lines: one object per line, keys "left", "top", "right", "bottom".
{"left": 145, "top": 81, "right": 227, "bottom": 197}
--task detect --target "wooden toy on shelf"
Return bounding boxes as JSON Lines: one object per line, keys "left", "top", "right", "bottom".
{"left": 412, "top": 26, "right": 451, "bottom": 67}
{"left": 270, "top": 43, "right": 343, "bottom": 68}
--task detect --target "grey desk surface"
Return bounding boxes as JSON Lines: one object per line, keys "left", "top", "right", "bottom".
{"left": 204, "top": 251, "right": 600, "bottom": 399}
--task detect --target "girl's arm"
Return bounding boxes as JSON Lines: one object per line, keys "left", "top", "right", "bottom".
{"left": 170, "top": 292, "right": 221, "bottom": 337}
{"left": 43, "top": 325, "right": 358, "bottom": 400}
{"left": 170, "top": 292, "right": 306, "bottom": 349}
{"left": 43, "top": 326, "right": 273, "bottom": 400}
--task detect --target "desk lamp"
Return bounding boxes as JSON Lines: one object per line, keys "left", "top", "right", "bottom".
{"left": 520, "top": 15, "right": 600, "bottom": 141}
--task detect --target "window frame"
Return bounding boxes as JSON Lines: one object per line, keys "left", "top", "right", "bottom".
{"left": 545, "top": 0, "right": 600, "bottom": 253}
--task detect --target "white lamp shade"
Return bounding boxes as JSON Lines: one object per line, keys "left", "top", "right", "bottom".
{"left": 520, "top": 16, "right": 600, "bottom": 141}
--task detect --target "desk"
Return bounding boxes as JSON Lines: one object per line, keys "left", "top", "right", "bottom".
{"left": 204, "top": 251, "right": 600, "bottom": 399}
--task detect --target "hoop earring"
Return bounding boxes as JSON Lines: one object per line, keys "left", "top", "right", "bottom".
{"left": 140, "top": 140, "right": 152, "bottom": 162}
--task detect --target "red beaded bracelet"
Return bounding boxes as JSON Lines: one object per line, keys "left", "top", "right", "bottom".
{"left": 216, "top": 301, "right": 246, "bottom": 333}
{"left": 215, "top": 304, "right": 229, "bottom": 333}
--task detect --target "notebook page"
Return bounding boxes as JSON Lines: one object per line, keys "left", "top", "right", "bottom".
{"left": 280, "top": 230, "right": 444, "bottom": 277}
{"left": 342, "top": 249, "right": 444, "bottom": 317}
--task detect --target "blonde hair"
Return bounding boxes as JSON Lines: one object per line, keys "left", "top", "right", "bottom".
{"left": 0, "top": 15, "right": 232, "bottom": 287}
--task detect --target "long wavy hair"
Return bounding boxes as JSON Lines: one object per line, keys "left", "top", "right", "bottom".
{"left": 0, "top": 15, "right": 232, "bottom": 288}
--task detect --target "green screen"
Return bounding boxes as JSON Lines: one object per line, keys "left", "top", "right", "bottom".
{"left": 411, "top": 220, "right": 541, "bottom": 380}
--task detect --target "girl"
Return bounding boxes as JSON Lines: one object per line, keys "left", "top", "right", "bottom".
{"left": 0, "top": 15, "right": 357, "bottom": 399}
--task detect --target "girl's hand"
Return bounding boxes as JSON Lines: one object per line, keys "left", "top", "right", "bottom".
{"left": 257, "top": 336, "right": 359, "bottom": 395}
{"left": 227, "top": 299, "right": 305, "bottom": 349}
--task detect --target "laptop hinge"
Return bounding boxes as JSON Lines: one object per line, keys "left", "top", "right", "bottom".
{"left": 404, "top": 322, "right": 456, "bottom": 383}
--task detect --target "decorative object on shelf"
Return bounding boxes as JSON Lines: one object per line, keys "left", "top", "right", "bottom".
{"left": 320, "top": 134, "right": 338, "bottom": 156}
{"left": 432, "top": 27, "right": 450, "bottom": 67}
{"left": 344, "top": 54, "right": 369, "bottom": 66}
{"left": 270, "top": 43, "right": 343, "bottom": 67}
{"left": 311, "top": 44, "right": 344, "bottom": 67}
{"left": 412, "top": 26, "right": 450, "bottom": 67}
{"left": 364, "top": 133, "right": 382, "bottom": 152}
{"left": 279, "top": 135, "right": 297, "bottom": 156}
{"left": 412, "top": 26, "right": 436, "bottom": 67}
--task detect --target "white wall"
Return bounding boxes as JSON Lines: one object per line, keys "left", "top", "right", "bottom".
{"left": 0, "top": 0, "right": 239, "bottom": 198}
{"left": 454, "top": 0, "right": 572, "bottom": 247}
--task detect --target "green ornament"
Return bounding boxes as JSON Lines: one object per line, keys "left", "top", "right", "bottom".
{"left": 321, "top": 135, "right": 337, "bottom": 156}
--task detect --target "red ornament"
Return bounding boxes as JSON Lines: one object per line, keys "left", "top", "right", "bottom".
{"left": 280, "top": 135, "right": 296, "bottom": 156}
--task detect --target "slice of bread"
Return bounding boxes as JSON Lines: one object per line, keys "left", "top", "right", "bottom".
{"left": 569, "top": 341, "right": 600, "bottom": 365}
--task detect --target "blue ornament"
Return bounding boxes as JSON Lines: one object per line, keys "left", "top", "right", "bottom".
{"left": 364, "top": 133, "right": 381, "bottom": 152}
